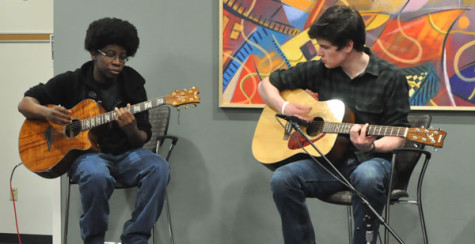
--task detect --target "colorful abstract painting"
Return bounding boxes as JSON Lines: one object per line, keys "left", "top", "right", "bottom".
{"left": 219, "top": 0, "right": 475, "bottom": 110}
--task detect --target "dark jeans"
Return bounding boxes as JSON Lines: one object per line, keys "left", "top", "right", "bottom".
{"left": 270, "top": 157, "right": 392, "bottom": 244}
{"left": 70, "top": 148, "right": 170, "bottom": 244}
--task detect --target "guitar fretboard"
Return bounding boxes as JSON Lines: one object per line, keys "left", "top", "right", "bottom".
{"left": 322, "top": 122, "right": 408, "bottom": 137}
{"left": 80, "top": 97, "right": 165, "bottom": 130}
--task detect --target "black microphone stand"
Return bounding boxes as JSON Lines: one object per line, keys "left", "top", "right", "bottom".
{"left": 285, "top": 120, "right": 405, "bottom": 244}
{"left": 364, "top": 214, "right": 374, "bottom": 244}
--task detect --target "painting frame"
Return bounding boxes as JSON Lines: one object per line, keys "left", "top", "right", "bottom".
{"left": 219, "top": 0, "right": 475, "bottom": 111}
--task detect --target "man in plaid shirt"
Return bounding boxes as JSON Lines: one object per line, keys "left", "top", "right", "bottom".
{"left": 258, "top": 5, "right": 410, "bottom": 244}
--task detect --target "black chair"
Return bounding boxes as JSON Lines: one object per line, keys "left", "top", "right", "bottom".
{"left": 63, "top": 105, "right": 178, "bottom": 244}
{"left": 320, "top": 114, "right": 432, "bottom": 244}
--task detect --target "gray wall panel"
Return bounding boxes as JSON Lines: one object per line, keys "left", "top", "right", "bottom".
{"left": 55, "top": 1, "right": 475, "bottom": 243}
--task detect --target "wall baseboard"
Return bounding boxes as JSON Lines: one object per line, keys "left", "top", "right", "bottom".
{"left": 0, "top": 233, "right": 52, "bottom": 244}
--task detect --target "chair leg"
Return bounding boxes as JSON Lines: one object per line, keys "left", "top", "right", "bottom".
{"left": 165, "top": 191, "right": 175, "bottom": 244}
{"left": 152, "top": 223, "right": 157, "bottom": 244}
{"left": 417, "top": 201, "right": 428, "bottom": 244}
{"left": 63, "top": 180, "right": 71, "bottom": 244}
{"left": 384, "top": 204, "right": 390, "bottom": 244}
{"left": 417, "top": 162, "right": 429, "bottom": 244}
{"left": 347, "top": 206, "right": 353, "bottom": 244}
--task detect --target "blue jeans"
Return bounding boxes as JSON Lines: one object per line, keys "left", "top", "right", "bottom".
{"left": 69, "top": 148, "right": 170, "bottom": 244}
{"left": 270, "top": 157, "right": 392, "bottom": 244}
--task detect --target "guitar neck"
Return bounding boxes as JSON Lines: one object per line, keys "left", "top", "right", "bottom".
{"left": 323, "top": 122, "right": 407, "bottom": 137}
{"left": 80, "top": 97, "right": 166, "bottom": 130}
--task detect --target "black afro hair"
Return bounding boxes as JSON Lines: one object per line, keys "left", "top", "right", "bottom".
{"left": 84, "top": 17, "right": 139, "bottom": 56}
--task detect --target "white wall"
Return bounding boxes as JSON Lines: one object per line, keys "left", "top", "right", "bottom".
{"left": 0, "top": 0, "right": 58, "bottom": 243}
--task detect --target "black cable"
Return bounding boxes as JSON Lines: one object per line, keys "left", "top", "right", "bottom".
{"left": 10, "top": 162, "right": 24, "bottom": 244}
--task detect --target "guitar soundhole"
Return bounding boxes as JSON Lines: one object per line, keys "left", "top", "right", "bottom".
{"left": 64, "top": 119, "right": 81, "bottom": 139}
{"left": 306, "top": 117, "right": 323, "bottom": 136}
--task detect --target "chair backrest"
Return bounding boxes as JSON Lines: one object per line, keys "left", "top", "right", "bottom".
{"left": 392, "top": 114, "right": 432, "bottom": 191}
{"left": 143, "top": 106, "right": 171, "bottom": 153}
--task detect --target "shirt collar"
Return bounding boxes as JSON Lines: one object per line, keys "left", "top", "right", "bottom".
{"left": 363, "top": 47, "right": 380, "bottom": 77}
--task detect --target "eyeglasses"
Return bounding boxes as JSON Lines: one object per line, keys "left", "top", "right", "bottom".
{"left": 97, "top": 49, "right": 129, "bottom": 63}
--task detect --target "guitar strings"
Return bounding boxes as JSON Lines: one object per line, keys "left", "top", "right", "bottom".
{"left": 63, "top": 114, "right": 119, "bottom": 132}
{"left": 307, "top": 121, "right": 406, "bottom": 137}
{"left": 65, "top": 121, "right": 81, "bottom": 129}
{"left": 64, "top": 113, "right": 113, "bottom": 131}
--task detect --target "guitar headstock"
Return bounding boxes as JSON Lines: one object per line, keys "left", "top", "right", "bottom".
{"left": 166, "top": 87, "right": 200, "bottom": 109}
{"left": 406, "top": 127, "right": 447, "bottom": 148}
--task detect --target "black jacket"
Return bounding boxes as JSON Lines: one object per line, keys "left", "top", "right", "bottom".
{"left": 24, "top": 61, "right": 152, "bottom": 154}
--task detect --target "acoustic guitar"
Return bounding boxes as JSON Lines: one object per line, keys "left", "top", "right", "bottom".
{"left": 18, "top": 87, "right": 200, "bottom": 178}
{"left": 252, "top": 89, "right": 446, "bottom": 170}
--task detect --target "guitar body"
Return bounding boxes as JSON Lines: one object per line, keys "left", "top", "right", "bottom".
{"left": 18, "top": 87, "right": 201, "bottom": 178}
{"left": 18, "top": 99, "right": 104, "bottom": 178}
{"left": 252, "top": 89, "right": 353, "bottom": 170}
{"left": 252, "top": 89, "right": 447, "bottom": 171}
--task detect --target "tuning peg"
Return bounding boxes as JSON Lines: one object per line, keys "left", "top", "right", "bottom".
{"left": 184, "top": 105, "right": 189, "bottom": 109}
{"left": 192, "top": 104, "right": 197, "bottom": 108}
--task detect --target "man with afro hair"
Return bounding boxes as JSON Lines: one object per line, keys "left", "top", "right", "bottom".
{"left": 18, "top": 17, "right": 169, "bottom": 244}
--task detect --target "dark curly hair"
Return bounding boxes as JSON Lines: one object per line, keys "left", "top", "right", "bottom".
{"left": 308, "top": 5, "right": 365, "bottom": 52}
{"left": 84, "top": 17, "right": 140, "bottom": 56}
